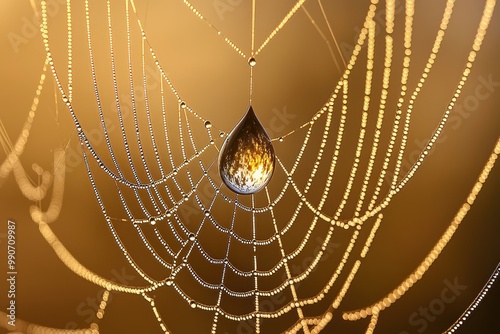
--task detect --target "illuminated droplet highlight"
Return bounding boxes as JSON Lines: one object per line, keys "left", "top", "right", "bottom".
{"left": 218, "top": 106, "right": 275, "bottom": 195}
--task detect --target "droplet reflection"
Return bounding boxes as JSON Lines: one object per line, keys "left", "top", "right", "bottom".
{"left": 218, "top": 106, "right": 275, "bottom": 195}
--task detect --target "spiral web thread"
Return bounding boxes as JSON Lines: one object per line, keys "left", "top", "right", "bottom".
{"left": 0, "top": 0, "right": 498, "bottom": 333}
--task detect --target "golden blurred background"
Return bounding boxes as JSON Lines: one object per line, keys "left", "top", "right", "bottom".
{"left": 1, "top": 0, "right": 499, "bottom": 333}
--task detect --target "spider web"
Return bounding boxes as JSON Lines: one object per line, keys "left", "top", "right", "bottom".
{"left": 11, "top": 0, "right": 495, "bottom": 333}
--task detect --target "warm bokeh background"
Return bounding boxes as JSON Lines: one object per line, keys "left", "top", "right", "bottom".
{"left": 1, "top": 1, "right": 499, "bottom": 333}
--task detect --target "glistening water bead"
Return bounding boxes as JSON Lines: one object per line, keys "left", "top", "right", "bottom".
{"left": 218, "top": 106, "right": 275, "bottom": 195}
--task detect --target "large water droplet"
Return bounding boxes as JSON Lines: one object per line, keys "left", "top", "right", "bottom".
{"left": 218, "top": 106, "right": 275, "bottom": 195}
